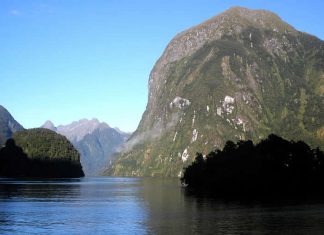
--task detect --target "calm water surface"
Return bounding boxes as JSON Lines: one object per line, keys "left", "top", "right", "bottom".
{"left": 1, "top": 177, "right": 324, "bottom": 234}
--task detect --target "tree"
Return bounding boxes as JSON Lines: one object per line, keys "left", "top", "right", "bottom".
{"left": 181, "top": 134, "right": 324, "bottom": 197}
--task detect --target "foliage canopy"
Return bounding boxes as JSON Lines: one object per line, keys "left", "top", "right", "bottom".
{"left": 181, "top": 134, "right": 324, "bottom": 196}
{"left": 0, "top": 128, "right": 84, "bottom": 178}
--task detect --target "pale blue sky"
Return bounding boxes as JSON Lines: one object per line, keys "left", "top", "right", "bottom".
{"left": 1, "top": 0, "right": 323, "bottom": 132}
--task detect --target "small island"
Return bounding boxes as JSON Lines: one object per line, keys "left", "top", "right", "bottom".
{"left": 181, "top": 134, "right": 324, "bottom": 197}
{"left": 0, "top": 128, "right": 84, "bottom": 178}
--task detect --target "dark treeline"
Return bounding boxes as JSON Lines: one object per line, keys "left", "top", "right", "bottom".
{"left": 181, "top": 134, "right": 324, "bottom": 197}
{"left": 0, "top": 139, "right": 84, "bottom": 178}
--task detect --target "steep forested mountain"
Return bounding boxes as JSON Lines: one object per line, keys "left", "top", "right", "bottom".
{"left": 107, "top": 7, "right": 324, "bottom": 177}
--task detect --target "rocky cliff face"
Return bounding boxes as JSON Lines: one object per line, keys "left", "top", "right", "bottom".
{"left": 0, "top": 105, "right": 24, "bottom": 146}
{"left": 42, "top": 119, "right": 130, "bottom": 175}
{"left": 107, "top": 7, "right": 324, "bottom": 177}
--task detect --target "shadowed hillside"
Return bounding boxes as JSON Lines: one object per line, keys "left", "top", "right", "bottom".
{"left": 0, "top": 105, "right": 24, "bottom": 146}
{"left": 181, "top": 134, "right": 324, "bottom": 196}
{"left": 0, "top": 129, "right": 84, "bottom": 178}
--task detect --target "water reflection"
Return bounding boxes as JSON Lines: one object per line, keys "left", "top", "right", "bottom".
{"left": 141, "top": 178, "right": 191, "bottom": 234}
{"left": 1, "top": 177, "right": 324, "bottom": 234}
{"left": 0, "top": 178, "right": 82, "bottom": 201}
{"left": 141, "top": 178, "right": 324, "bottom": 234}
{"left": 0, "top": 177, "right": 148, "bottom": 234}
{"left": 183, "top": 189, "right": 324, "bottom": 234}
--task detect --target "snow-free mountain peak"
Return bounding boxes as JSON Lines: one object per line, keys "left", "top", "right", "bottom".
{"left": 41, "top": 119, "right": 130, "bottom": 176}
{"left": 41, "top": 120, "right": 56, "bottom": 132}
{"left": 0, "top": 105, "right": 24, "bottom": 145}
{"left": 107, "top": 7, "right": 324, "bottom": 177}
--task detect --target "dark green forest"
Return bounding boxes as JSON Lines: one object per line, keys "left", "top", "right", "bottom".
{"left": 0, "top": 128, "right": 84, "bottom": 178}
{"left": 181, "top": 134, "right": 324, "bottom": 196}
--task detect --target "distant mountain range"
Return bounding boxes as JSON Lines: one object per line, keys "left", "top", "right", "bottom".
{"left": 42, "top": 119, "right": 130, "bottom": 175}
{"left": 0, "top": 105, "right": 129, "bottom": 176}
{"left": 0, "top": 105, "right": 24, "bottom": 146}
{"left": 106, "top": 7, "right": 324, "bottom": 177}
{"left": 0, "top": 106, "right": 84, "bottom": 177}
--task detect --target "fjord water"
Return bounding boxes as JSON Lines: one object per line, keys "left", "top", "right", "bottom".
{"left": 1, "top": 178, "right": 324, "bottom": 234}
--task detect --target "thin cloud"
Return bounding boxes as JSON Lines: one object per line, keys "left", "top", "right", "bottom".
{"left": 37, "top": 4, "right": 54, "bottom": 14}
{"left": 9, "top": 9, "right": 21, "bottom": 16}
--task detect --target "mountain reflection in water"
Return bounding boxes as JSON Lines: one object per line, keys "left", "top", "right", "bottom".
{"left": 1, "top": 177, "right": 324, "bottom": 234}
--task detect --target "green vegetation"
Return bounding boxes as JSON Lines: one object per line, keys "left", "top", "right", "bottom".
{"left": 13, "top": 128, "right": 80, "bottom": 162}
{"left": 0, "top": 128, "right": 84, "bottom": 178}
{"left": 106, "top": 7, "right": 324, "bottom": 177}
{"left": 181, "top": 134, "right": 324, "bottom": 196}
